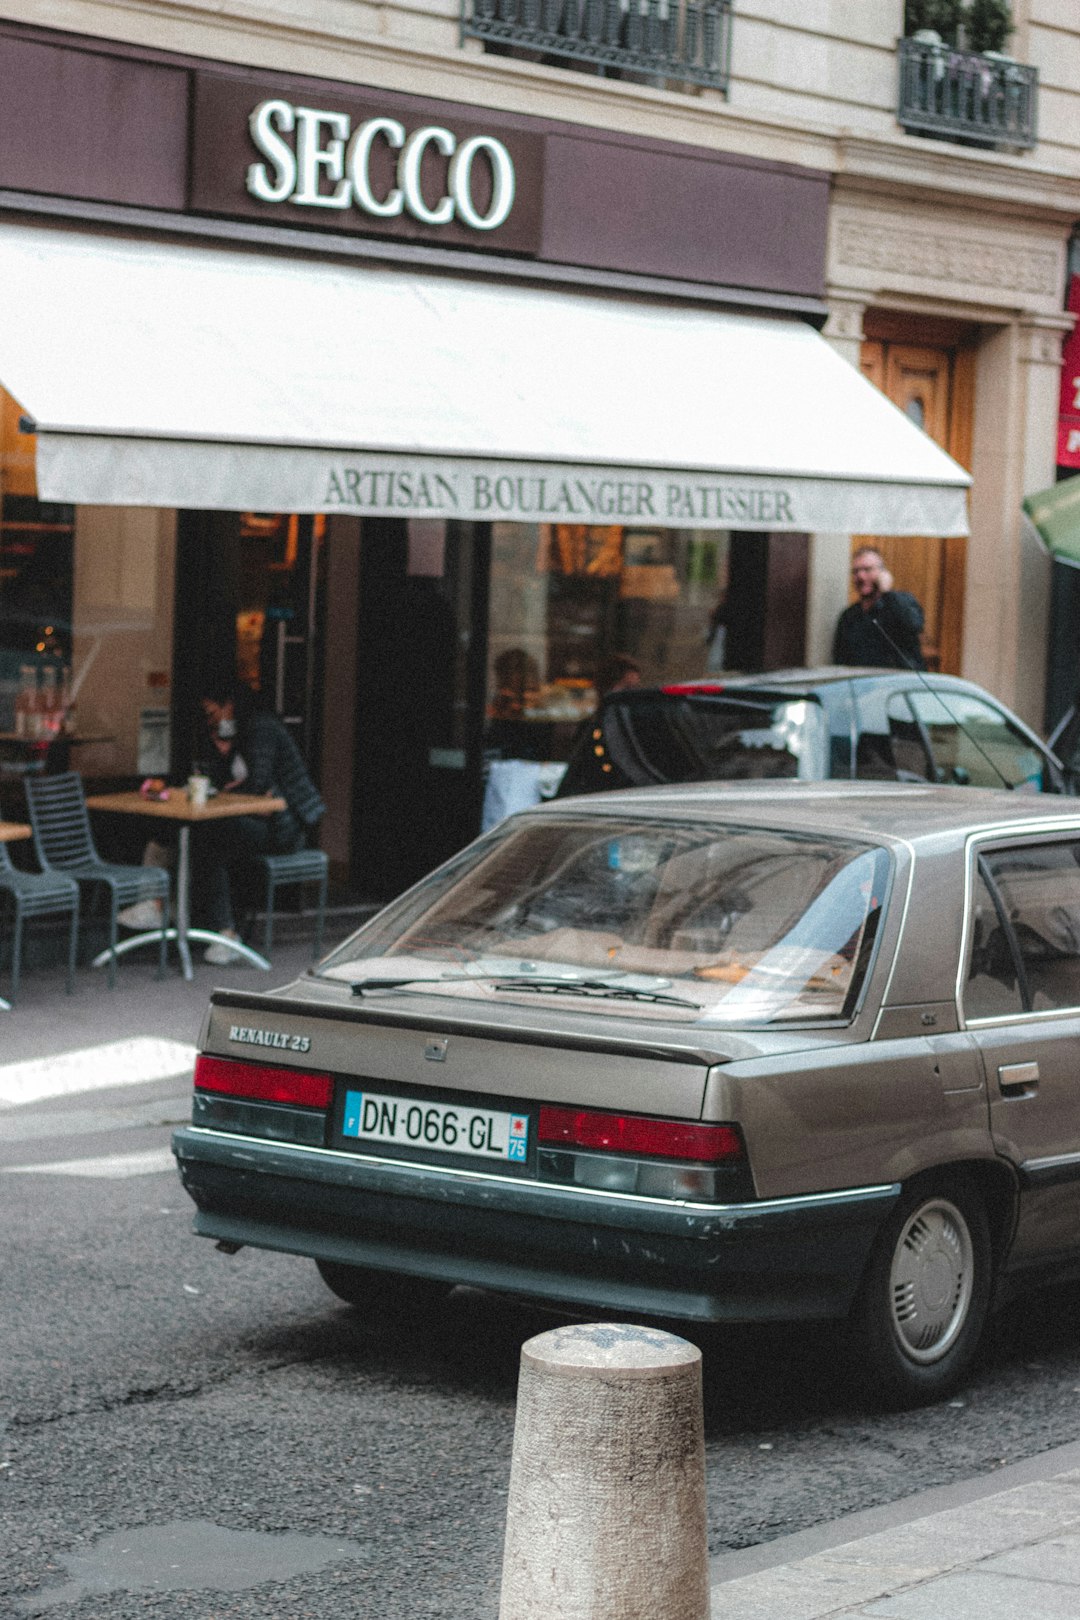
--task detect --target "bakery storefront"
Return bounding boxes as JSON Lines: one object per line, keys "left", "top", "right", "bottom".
{"left": 0, "top": 23, "right": 968, "bottom": 897}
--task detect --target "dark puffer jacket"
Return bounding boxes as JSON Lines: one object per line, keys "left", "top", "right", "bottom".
{"left": 242, "top": 709, "right": 326, "bottom": 829}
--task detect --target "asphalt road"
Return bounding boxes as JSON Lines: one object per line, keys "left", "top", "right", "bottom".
{"left": 4, "top": 948, "right": 1080, "bottom": 1617}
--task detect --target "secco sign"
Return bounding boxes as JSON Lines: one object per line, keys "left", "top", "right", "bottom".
{"left": 246, "top": 99, "right": 516, "bottom": 231}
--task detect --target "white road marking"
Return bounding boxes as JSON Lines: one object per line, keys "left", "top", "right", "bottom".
{"left": 0, "top": 1095, "right": 191, "bottom": 1144}
{"left": 0, "top": 1038, "right": 197, "bottom": 1109}
{"left": 4, "top": 1147, "right": 176, "bottom": 1178}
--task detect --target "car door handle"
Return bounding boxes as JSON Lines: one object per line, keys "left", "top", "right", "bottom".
{"left": 998, "top": 1061, "right": 1039, "bottom": 1097}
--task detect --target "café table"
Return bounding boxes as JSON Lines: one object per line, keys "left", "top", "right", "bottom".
{"left": 84, "top": 789, "right": 287, "bottom": 982}
{"left": 0, "top": 821, "right": 32, "bottom": 1011}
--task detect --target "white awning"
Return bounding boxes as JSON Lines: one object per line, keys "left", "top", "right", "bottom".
{"left": 0, "top": 222, "right": 969, "bottom": 535}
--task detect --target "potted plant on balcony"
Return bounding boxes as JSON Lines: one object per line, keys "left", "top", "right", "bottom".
{"left": 904, "top": 0, "right": 963, "bottom": 45}
{"left": 966, "top": 0, "right": 1023, "bottom": 138}
{"left": 966, "top": 0, "right": 1013, "bottom": 55}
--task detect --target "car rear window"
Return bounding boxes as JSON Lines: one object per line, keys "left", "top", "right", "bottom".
{"left": 560, "top": 693, "right": 827, "bottom": 794}
{"left": 320, "top": 816, "right": 891, "bottom": 1027}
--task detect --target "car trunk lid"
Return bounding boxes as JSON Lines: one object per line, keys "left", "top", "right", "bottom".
{"left": 202, "top": 989, "right": 721, "bottom": 1118}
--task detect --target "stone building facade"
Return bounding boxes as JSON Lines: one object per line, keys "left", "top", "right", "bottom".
{"left": 0, "top": 0, "right": 1077, "bottom": 891}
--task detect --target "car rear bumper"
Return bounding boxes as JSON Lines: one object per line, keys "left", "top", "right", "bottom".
{"left": 172, "top": 1126, "right": 900, "bottom": 1323}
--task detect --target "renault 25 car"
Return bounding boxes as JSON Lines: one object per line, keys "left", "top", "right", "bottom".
{"left": 173, "top": 782, "right": 1080, "bottom": 1404}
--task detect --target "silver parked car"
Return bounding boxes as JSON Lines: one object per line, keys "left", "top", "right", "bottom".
{"left": 556, "top": 669, "right": 1065, "bottom": 796}
{"left": 174, "top": 782, "right": 1080, "bottom": 1404}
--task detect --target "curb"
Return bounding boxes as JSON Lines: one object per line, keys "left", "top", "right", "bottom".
{"left": 710, "top": 1464, "right": 1080, "bottom": 1619}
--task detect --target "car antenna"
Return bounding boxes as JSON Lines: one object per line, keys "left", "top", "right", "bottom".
{"left": 870, "top": 613, "right": 1016, "bottom": 791}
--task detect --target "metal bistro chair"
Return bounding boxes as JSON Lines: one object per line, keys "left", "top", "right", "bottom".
{"left": 25, "top": 773, "right": 170, "bottom": 987}
{"left": 0, "top": 838, "right": 80, "bottom": 1003}
{"left": 257, "top": 845, "right": 329, "bottom": 962}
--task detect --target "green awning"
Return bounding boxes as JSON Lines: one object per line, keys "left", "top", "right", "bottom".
{"left": 1023, "top": 474, "right": 1080, "bottom": 567}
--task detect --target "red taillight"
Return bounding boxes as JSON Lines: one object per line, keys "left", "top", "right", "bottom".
{"left": 660, "top": 682, "right": 725, "bottom": 696}
{"left": 194, "top": 1054, "right": 333, "bottom": 1110}
{"left": 538, "top": 1106, "right": 743, "bottom": 1163}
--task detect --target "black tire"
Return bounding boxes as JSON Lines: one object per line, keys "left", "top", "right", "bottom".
{"left": 315, "top": 1258, "right": 450, "bottom": 1315}
{"left": 848, "top": 1177, "right": 993, "bottom": 1407}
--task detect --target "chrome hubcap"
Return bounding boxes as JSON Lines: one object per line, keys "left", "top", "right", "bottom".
{"left": 889, "top": 1197, "right": 973, "bottom": 1364}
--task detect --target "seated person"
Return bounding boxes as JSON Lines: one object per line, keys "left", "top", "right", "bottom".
{"left": 193, "top": 681, "right": 326, "bottom": 964}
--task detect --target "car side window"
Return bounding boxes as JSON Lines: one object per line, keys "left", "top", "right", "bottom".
{"left": 908, "top": 692, "right": 1047, "bottom": 792}
{"left": 854, "top": 690, "right": 932, "bottom": 782}
{"left": 965, "top": 865, "right": 1024, "bottom": 1020}
{"left": 980, "top": 843, "right": 1080, "bottom": 1013}
{"left": 1051, "top": 706, "right": 1080, "bottom": 786}
{"left": 886, "top": 695, "right": 934, "bottom": 782}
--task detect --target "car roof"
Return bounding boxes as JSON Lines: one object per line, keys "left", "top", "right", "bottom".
{"left": 625, "top": 668, "right": 985, "bottom": 694}
{"left": 530, "top": 780, "right": 1080, "bottom": 848}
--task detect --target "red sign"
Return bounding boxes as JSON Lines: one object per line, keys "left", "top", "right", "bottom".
{"left": 1058, "top": 275, "right": 1080, "bottom": 469}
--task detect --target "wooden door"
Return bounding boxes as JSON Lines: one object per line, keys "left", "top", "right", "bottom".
{"left": 0, "top": 386, "right": 36, "bottom": 497}
{"left": 856, "top": 336, "right": 973, "bottom": 673}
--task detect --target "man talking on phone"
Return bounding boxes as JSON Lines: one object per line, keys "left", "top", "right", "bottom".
{"left": 832, "top": 546, "right": 925, "bottom": 670}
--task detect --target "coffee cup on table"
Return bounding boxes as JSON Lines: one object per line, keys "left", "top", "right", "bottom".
{"left": 187, "top": 774, "right": 210, "bottom": 809}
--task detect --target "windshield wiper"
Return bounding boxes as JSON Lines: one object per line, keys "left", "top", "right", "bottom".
{"left": 348, "top": 971, "right": 700, "bottom": 1008}
{"left": 350, "top": 973, "right": 483, "bottom": 995}
{"left": 349, "top": 969, "right": 584, "bottom": 995}
{"left": 492, "top": 977, "right": 701, "bottom": 1009}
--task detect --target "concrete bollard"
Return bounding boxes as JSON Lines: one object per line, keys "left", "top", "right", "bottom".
{"left": 498, "top": 1322, "right": 709, "bottom": 1620}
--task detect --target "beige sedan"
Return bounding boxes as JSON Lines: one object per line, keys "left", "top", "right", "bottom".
{"left": 174, "top": 782, "right": 1080, "bottom": 1405}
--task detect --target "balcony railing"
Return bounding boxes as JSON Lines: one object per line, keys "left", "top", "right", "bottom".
{"left": 461, "top": 0, "right": 732, "bottom": 92}
{"left": 898, "top": 37, "right": 1037, "bottom": 149}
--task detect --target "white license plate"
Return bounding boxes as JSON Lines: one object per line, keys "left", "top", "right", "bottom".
{"left": 342, "top": 1089, "right": 529, "bottom": 1163}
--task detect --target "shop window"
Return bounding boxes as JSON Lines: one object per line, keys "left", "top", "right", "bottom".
{"left": 0, "top": 491, "right": 74, "bottom": 721}
{"left": 485, "top": 522, "right": 727, "bottom": 768}
{"left": 0, "top": 388, "right": 75, "bottom": 795}
{"left": 236, "top": 511, "right": 324, "bottom": 725}
{"left": 173, "top": 510, "right": 325, "bottom": 776}
{"left": 1, "top": 386, "right": 179, "bottom": 792}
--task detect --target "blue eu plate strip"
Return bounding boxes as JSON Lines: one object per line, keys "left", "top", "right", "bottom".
{"left": 343, "top": 1090, "right": 364, "bottom": 1137}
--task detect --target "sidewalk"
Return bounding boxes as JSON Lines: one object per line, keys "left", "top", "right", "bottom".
{"left": 710, "top": 1438, "right": 1080, "bottom": 1619}
{"left": 0, "top": 904, "right": 372, "bottom": 1065}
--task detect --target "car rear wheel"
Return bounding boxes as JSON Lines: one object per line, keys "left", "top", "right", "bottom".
{"left": 316, "top": 1259, "right": 451, "bottom": 1315}
{"left": 848, "top": 1179, "right": 992, "bottom": 1407}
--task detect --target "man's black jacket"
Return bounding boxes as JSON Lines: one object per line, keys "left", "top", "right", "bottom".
{"left": 832, "top": 590, "right": 925, "bottom": 670}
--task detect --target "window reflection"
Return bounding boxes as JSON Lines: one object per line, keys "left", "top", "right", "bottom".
{"left": 979, "top": 843, "right": 1080, "bottom": 1013}
{"left": 320, "top": 817, "right": 890, "bottom": 1027}
{"left": 485, "top": 522, "right": 729, "bottom": 765}
{"left": 0, "top": 388, "right": 76, "bottom": 784}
